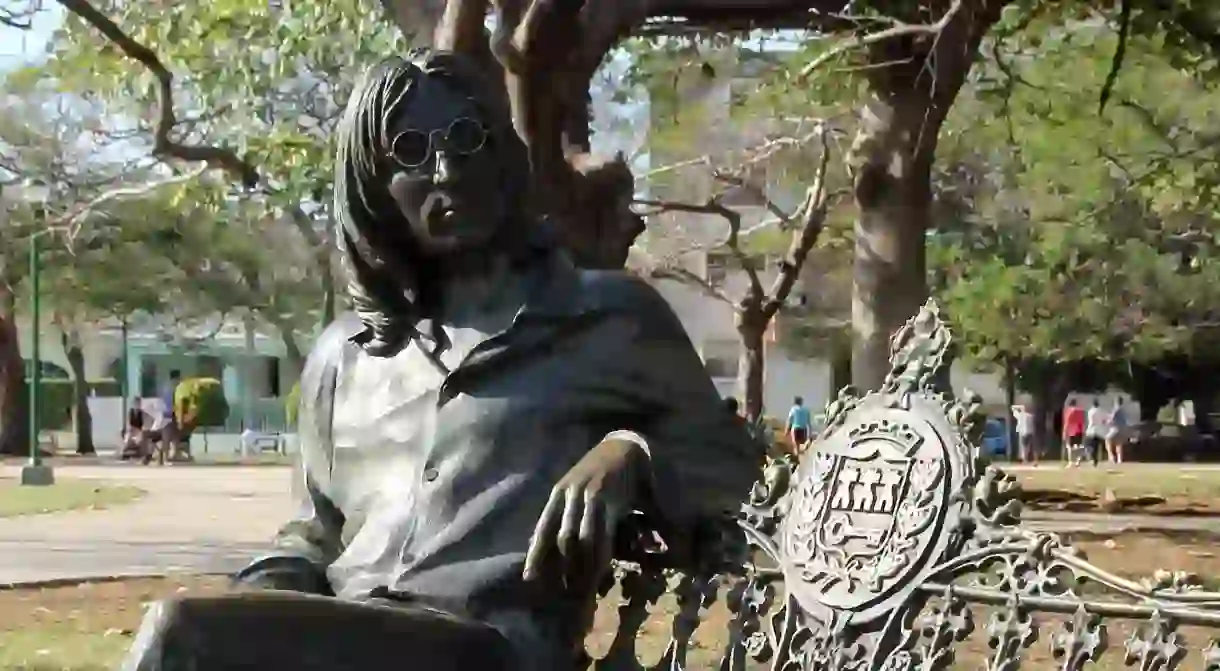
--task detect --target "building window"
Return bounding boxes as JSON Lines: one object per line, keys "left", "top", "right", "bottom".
{"left": 139, "top": 365, "right": 156, "bottom": 398}
{"left": 268, "top": 357, "right": 281, "bottom": 397}
{"left": 703, "top": 339, "right": 739, "bottom": 379}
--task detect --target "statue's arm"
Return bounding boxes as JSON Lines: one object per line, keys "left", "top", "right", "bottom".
{"left": 233, "top": 316, "right": 357, "bottom": 594}
{"left": 605, "top": 280, "right": 762, "bottom": 533}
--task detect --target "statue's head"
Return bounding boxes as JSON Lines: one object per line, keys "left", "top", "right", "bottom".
{"left": 334, "top": 50, "right": 535, "bottom": 355}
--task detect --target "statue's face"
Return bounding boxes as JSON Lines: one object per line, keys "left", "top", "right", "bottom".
{"left": 385, "top": 75, "right": 504, "bottom": 256}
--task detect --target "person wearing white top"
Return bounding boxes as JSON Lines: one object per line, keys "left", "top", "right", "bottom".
{"left": 1178, "top": 400, "right": 1196, "bottom": 428}
{"left": 1012, "top": 404, "right": 1036, "bottom": 464}
{"left": 1085, "top": 399, "right": 1106, "bottom": 466}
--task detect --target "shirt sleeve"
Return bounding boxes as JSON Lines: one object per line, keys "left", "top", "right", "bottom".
{"left": 598, "top": 279, "right": 762, "bottom": 540}
{"left": 233, "top": 318, "right": 353, "bottom": 594}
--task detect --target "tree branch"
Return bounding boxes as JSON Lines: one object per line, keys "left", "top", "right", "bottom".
{"left": 56, "top": 0, "right": 260, "bottom": 187}
{"left": 763, "top": 129, "right": 835, "bottom": 320}
{"left": 51, "top": 166, "right": 209, "bottom": 238}
{"left": 645, "top": 265, "right": 735, "bottom": 306}
{"left": 797, "top": 0, "right": 964, "bottom": 80}
{"left": 634, "top": 195, "right": 766, "bottom": 301}
{"left": 713, "top": 171, "right": 795, "bottom": 226}
{"left": 0, "top": 0, "right": 39, "bottom": 29}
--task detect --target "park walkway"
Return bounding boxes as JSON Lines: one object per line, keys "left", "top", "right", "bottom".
{"left": 1, "top": 463, "right": 1219, "bottom": 584}
{"left": 0, "top": 464, "right": 292, "bottom": 584}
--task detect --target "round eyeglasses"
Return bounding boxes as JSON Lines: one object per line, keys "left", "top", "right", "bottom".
{"left": 388, "top": 117, "right": 488, "bottom": 169}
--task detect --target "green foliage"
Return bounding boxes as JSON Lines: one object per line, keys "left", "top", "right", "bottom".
{"left": 174, "top": 377, "right": 229, "bottom": 428}
{"left": 930, "top": 20, "right": 1220, "bottom": 384}
{"left": 17, "top": 380, "right": 121, "bottom": 431}
{"left": 284, "top": 381, "right": 301, "bottom": 429}
{"left": 44, "top": 0, "right": 402, "bottom": 214}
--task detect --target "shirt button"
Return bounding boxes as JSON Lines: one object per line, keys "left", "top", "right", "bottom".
{"left": 423, "top": 468, "right": 439, "bottom": 482}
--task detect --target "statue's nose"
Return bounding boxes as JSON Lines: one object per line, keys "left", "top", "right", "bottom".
{"left": 432, "top": 149, "right": 453, "bottom": 186}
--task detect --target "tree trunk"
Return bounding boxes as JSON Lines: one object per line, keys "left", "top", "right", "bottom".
{"left": 61, "top": 327, "right": 95, "bottom": 455}
{"left": 1045, "top": 376, "right": 1070, "bottom": 462}
{"left": 0, "top": 298, "right": 27, "bottom": 456}
{"left": 849, "top": 3, "right": 1005, "bottom": 390}
{"left": 1192, "top": 392, "right": 1213, "bottom": 434}
{"left": 277, "top": 327, "right": 305, "bottom": 377}
{"left": 830, "top": 335, "right": 852, "bottom": 393}
{"left": 737, "top": 319, "right": 766, "bottom": 423}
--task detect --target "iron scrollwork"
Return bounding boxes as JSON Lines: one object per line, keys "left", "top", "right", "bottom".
{"left": 720, "top": 299, "right": 1220, "bottom": 671}
{"left": 584, "top": 300, "right": 1220, "bottom": 670}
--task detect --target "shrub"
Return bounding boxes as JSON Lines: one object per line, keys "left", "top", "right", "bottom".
{"left": 16, "top": 380, "right": 122, "bottom": 431}
{"left": 174, "top": 377, "right": 230, "bottom": 430}
{"left": 285, "top": 381, "right": 301, "bottom": 429}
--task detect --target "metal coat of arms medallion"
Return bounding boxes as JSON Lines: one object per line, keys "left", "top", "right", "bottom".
{"left": 775, "top": 300, "right": 977, "bottom": 625}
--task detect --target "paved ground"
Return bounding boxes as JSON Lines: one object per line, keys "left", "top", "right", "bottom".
{"left": 0, "top": 464, "right": 292, "bottom": 584}
{"left": 1, "top": 463, "right": 1219, "bottom": 584}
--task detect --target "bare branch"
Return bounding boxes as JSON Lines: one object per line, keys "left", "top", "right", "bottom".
{"left": 0, "top": 0, "right": 39, "bottom": 29}
{"left": 52, "top": 166, "right": 208, "bottom": 238}
{"left": 645, "top": 265, "right": 735, "bottom": 306}
{"left": 634, "top": 195, "right": 765, "bottom": 301}
{"left": 797, "top": 0, "right": 964, "bottom": 80}
{"left": 713, "top": 171, "right": 794, "bottom": 226}
{"left": 763, "top": 129, "right": 836, "bottom": 320}
{"left": 56, "top": 0, "right": 260, "bottom": 187}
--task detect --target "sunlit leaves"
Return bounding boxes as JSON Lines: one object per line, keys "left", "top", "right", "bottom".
{"left": 44, "top": 0, "right": 402, "bottom": 210}
{"left": 933, "top": 17, "right": 1220, "bottom": 370}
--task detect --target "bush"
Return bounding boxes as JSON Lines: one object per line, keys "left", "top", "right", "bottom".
{"left": 285, "top": 382, "right": 301, "bottom": 429}
{"left": 174, "top": 378, "right": 230, "bottom": 430}
{"left": 15, "top": 380, "right": 122, "bottom": 431}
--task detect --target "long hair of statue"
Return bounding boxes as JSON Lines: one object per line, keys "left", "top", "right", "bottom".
{"left": 333, "top": 49, "right": 536, "bottom": 357}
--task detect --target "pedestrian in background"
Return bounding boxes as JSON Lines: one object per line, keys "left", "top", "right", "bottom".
{"left": 1062, "top": 399, "right": 1086, "bottom": 467}
{"left": 786, "top": 396, "right": 812, "bottom": 453}
{"left": 1085, "top": 399, "right": 1106, "bottom": 467}
{"left": 1012, "top": 404, "right": 1036, "bottom": 465}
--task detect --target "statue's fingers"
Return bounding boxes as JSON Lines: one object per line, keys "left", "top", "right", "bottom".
{"left": 524, "top": 487, "right": 564, "bottom": 581}
{"left": 578, "top": 492, "right": 602, "bottom": 548}
{"left": 602, "top": 501, "right": 622, "bottom": 555}
{"left": 556, "top": 487, "right": 583, "bottom": 560}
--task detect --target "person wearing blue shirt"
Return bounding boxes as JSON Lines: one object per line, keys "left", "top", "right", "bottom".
{"left": 786, "top": 396, "right": 812, "bottom": 451}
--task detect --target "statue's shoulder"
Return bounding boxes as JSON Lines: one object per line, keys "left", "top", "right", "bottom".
{"left": 301, "top": 313, "right": 365, "bottom": 395}
{"left": 572, "top": 267, "right": 672, "bottom": 318}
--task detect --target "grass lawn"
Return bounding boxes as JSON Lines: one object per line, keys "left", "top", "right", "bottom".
{"left": 1014, "top": 464, "right": 1220, "bottom": 511}
{"left": 2, "top": 534, "right": 1218, "bottom": 670}
{"left": 0, "top": 480, "right": 144, "bottom": 518}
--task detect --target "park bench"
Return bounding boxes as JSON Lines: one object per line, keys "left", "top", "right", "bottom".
{"left": 586, "top": 300, "right": 1220, "bottom": 670}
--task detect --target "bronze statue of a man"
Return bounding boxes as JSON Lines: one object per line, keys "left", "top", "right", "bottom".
{"left": 123, "top": 50, "right": 759, "bottom": 671}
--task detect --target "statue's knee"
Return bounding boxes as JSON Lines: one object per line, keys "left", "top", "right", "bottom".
{"left": 122, "top": 598, "right": 189, "bottom": 670}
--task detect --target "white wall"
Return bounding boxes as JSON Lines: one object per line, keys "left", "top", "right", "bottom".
{"left": 650, "top": 278, "right": 835, "bottom": 416}
{"left": 87, "top": 396, "right": 124, "bottom": 450}
{"left": 15, "top": 318, "right": 121, "bottom": 381}
{"left": 763, "top": 349, "right": 832, "bottom": 416}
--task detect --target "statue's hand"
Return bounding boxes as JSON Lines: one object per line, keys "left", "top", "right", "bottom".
{"left": 523, "top": 438, "right": 648, "bottom": 586}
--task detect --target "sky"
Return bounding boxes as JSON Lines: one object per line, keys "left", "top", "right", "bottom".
{"left": 0, "top": 2, "right": 63, "bottom": 70}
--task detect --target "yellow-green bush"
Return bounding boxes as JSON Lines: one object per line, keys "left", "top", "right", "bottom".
{"left": 285, "top": 381, "right": 301, "bottom": 429}
{"left": 174, "top": 377, "right": 229, "bottom": 430}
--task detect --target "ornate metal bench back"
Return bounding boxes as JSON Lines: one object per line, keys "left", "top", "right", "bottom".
{"left": 584, "top": 299, "right": 979, "bottom": 670}
{"left": 585, "top": 299, "right": 1220, "bottom": 670}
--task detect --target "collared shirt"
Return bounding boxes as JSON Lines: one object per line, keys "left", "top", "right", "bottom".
{"left": 237, "top": 250, "right": 759, "bottom": 663}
